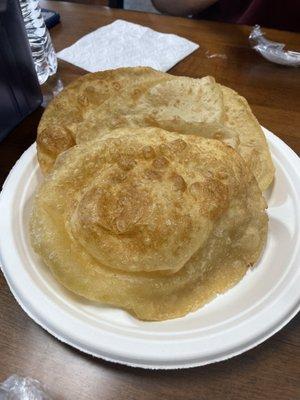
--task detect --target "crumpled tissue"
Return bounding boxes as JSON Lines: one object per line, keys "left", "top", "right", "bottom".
{"left": 57, "top": 19, "right": 199, "bottom": 72}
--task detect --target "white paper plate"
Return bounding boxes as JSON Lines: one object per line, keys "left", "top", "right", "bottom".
{"left": 0, "top": 128, "right": 299, "bottom": 369}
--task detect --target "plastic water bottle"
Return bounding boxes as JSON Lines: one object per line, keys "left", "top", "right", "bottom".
{"left": 19, "top": 0, "right": 57, "bottom": 85}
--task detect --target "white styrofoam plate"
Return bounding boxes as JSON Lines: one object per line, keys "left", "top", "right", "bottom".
{"left": 0, "top": 128, "right": 299, "bottom": 369}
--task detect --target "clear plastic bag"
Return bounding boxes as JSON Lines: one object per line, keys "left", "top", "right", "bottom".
{"left": 249, "top": 25, "right": 300, "bottom": 67}
{"left": 0, "top": 375, "right": 52, "bottom": 400}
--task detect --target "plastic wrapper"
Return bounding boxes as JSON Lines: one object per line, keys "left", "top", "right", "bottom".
{"left": 249, "top": 25, "right": 300, "bottom": 67}
{"left": 0, "top": 375, "right": 52, "bottom": 400}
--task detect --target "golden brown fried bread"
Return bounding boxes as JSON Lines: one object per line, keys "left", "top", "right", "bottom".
{"left": 30, "top": 127, "right": 268, "bottom": 321}
{"left": 37, "top": 67, "right": 170, "bottom": 174}
{"left": 74, "top": 75, "right": 225, "bottom": 142}
{"left": 220, "top": 85, "right": 275, "bottom": 191}
{"left": 37, "top": 68, "right": 274, "bottom": 190}
{"left": 73, "top": 77, "right": 274, "bottom": 191}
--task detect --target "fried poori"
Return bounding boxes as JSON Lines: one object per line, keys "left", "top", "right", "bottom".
{"left": 37, "top": 67, "right": 274, "bottom": 191}
{"left": 30, "top": 127, "right": 267, "bottom": 321}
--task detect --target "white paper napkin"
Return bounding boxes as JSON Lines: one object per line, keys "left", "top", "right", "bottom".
{"left": 57, "top": 19, "right": 199, "bottom": 72}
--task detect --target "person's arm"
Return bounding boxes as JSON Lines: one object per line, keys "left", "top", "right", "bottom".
{"left": 151, "top": 0, "right": 218, "bottom": 16}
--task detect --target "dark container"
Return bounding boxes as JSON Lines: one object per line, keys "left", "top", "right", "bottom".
{"left": 0, "top": 0, "right": 42, "bottom": 142}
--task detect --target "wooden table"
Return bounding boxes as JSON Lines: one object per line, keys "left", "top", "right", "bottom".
{"left": 0, "top": 2, "right": 299, "bottom": 398}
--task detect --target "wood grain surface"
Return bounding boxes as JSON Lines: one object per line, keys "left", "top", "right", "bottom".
{"left": 0, "top": 2, "right": 299, "bottom": 399}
